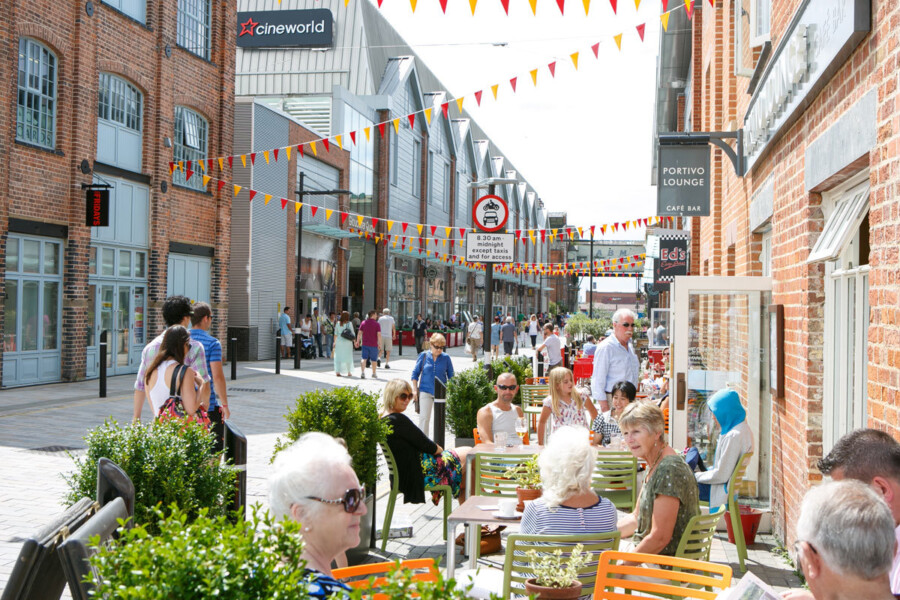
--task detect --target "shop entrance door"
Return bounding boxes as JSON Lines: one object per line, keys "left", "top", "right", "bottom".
{"left": 97, "top": 283, "right": 146, "bottom": 375}
{"left": 670, "top": 276, "right": 773, "bottom": 506}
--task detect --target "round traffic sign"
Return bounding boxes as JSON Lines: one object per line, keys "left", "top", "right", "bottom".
{"left": 472, "top": 194, "right": 509, "bottom": 232}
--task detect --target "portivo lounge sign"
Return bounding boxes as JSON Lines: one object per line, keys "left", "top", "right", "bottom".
{"left": 656, "top": 145, "right": 710, "bottom": 217}
{"left": 237, "top": 9, "right": 334, "bottom": 48}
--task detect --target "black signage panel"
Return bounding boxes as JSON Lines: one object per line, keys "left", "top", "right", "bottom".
{"left": 237, "top": 10, "right": 334, "bottom": 48}
{"left": 657, "top": 237, "right": 688, "bottom": 281}
{"left": 657, "top": 145, "right": 710, "bottom": 216}
{"left": 85, "top": 189, "right": 109, "bottom": 227}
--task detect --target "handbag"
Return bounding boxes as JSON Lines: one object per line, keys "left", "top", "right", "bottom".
{"left": 340, "top": 323, "right": 356, "bottom": 341}
{"left": 454, "top": 524, "right": 505, "bottom": 554}
{"left": 157, "top": 364, "right": 211, "bottom": 429}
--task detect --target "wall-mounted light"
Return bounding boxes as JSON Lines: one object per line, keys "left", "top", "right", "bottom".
{"left": 163, "top": 137, "right": 172, "bottom": 148}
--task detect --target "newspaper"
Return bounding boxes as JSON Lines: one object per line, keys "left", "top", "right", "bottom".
{"left": 717, "top": 572, "right": 783, "bottom": 600}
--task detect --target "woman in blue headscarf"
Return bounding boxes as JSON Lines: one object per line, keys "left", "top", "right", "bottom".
{"left": 694, "top": 388, "right": 754, "bottom": 507}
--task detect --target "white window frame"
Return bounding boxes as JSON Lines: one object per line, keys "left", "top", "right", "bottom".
{"left": 443, "top": 161, "right": 451, "bottom": 212}
{"left": 821, "top": 172, "right": 871, "bottom": 453}
{"left": 808, "top": 181, "right": 870, "bottom": 264}
{"left": 16, "top": 38, "right": 57, "bottom": 149}
{"left": 750, "top": 0, "right": 771, "bottom": 47}
{"left": 104, "top": 0, "right": 146, "bottom": 23}
{"left": 390, "top": 130, "right": 399, "bottom": 186}
{"left": 177, "top": 0, "right": 211, "bottom": 60}
{"left": 173, "top": 106, "right": 208, "bottom": 191}
{"left": 97, "top": 73, "right": 143, "bottom": 171}
{"left": 760, "top": 228, "right": 772, "bottom": 277}
{"left": 412, "top": 138, "right": 421, "bottom": 198}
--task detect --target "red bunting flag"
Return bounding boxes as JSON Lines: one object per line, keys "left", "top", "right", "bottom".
{"left": 169, "top": 162, "right": 176, "bottom": 174}
{"left": 609, "top": 0, "right": 616, "bottom": 12}
{"left": 510, "top": 77, "right": 517, "bottom": 92}
{"left": 408, "top": 114, "right": 416, "bottom": 128}
{"left": 250, "top": 153, "right": 256, "bottom": 165}
{"left": 377, "top": 0, "right": 384, "bottom": 6}
{"left": 208, "top": 159, "right": 214, "bottom": 172}
{"left": 248, "top": 190, "right": 257, "bottom": 201}
{"left": 281, "top": 198, "right": 288, "bottom": 209}
{"left": 186, "top": 161, "right": 192, "bottom": 172}
{"left": 298, "top": 145, "right": 304, "bottom": 157}
{"left": 217, "top": 180, "right": 226, "bottom": 192}
{"left": 350, "top": 131, "right": 357, "bottom": 145}
{"left": 475, "top": 90, "right": 483, "bottom": 106}
{"left": 377, "top": 123, "right": 386, "bottom": 138}
{"left": 322, "top": 138, "right": 330, "bottom": 152}
{"left": 340, "top": 212, "right": 349, "bottom": 225}
{"left": 372, "top": 218, "right": 379, "bottom": 228}
{"left": 228, "top": 156, "right": 233, "bottom": 169}
{"left": 310, "top": 206, "right": 318, "bottom": 217}
{"left": 548, "top": 61, "right": 556, "bottom": 77}
{"left": 556, "top": 0, "right": 564, "bottom": 13}
{"left": 430, "top": 225, "right": 437, "bottom": 235}
{"left": 439, "top": 0, "right": 448, "bottom": 11}
{"left": 402, "top": 222, "right": 409, "bottom": 233}
{"left": 590, "top": 225, "right": 595, "bottom": 237}
{"left": 500, "top": 0, "right": 510, "bottom": 13}
{"left": 661, "top": 0, "right": 667, "bottom": 8}
{"left": 636, "top": 23, "right": 646, "bottom": 41}
{"left": 185, "top": 167, "right": 194, "bottom": 181}
{"left": 592, "top": 42, "right": 600, "bottom": 58}
{"left": 273, "top": 148, "right": 279, "bottom": 162}
{"left": 441, "top": 102, "right": 449, "bottom": 120}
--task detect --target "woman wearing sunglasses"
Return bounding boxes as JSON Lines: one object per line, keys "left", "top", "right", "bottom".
{"left": 410, "top": 333, "right": 455, "bottom": 434}
{"left": 269, "top": 432, "right": 367, "bottom": 597}
{"left": 382, "top": 378, "right": 472, "bottom": 505}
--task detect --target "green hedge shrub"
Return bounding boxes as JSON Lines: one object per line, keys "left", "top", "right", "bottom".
{"left": 446, "top": 366, "right": 494, "bottom": 437}
{"left": 64, "top": 419, "right": 235, "bottom": 533}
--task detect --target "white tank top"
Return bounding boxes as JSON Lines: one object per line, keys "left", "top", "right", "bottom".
{"left": 490, "top": 403, "right": 518, "bottom": 439}
{"left": 148, "top": 360, "right": 181, "bottom": 415}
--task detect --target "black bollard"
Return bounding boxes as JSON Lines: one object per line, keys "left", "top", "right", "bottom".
{"left": 398, "top": 329, "right": 403, "bottom": 356}
{"left": 224, "top": 421, "right": 248, "bottom": 520}
{"left": 99, "top": 330, "right": 107, "bottom": 398}
{"left": 294, "top": 332, "right": 301, "bottom": 370}
{"left": 230, "top": 337, "right": 237, "bottom": 381}
{"left": 433, "top": 378, "right": 447, "bottom": 448}
{"left": 275, "top": 336, "right": 281, "bottom": 374}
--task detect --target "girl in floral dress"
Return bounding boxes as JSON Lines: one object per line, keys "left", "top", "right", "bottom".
{"left": 537, "top": 367, "right": 598, "bottom": 445}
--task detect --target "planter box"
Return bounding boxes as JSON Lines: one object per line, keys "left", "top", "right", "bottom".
{"left": 400, "top": 330, "right": 416, "bottom": 346}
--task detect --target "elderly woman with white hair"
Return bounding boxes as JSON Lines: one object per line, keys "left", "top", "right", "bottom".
{"left": 268, "top": 432, "right": 367, "bottom": 598}
{"left": 521, "top": 425, "right": 617, "bottom": 534}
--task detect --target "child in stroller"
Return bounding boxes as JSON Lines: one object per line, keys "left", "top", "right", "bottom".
{"left": 299, "top": 335, "right": 317, "bottom": 360}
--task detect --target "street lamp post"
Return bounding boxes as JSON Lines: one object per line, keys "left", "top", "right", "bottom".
{"left": 589, "top": 232, "right": 595, "bottom": 319}
{"left": 295, "top": 172, "right": 351, "bottom": 370}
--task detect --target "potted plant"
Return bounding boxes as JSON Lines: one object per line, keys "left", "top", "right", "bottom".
{"left": 504, "top": 454, "right": 542, "bottom": 511}
{"left": 523, "top": 544, "right": 592, "bottom": 600}
{"left": 274, "top": 386, "right": 391, "bottom": 562}
{"left": 64, "top": 419, "right": 235, "bottom": 533}
{"left": 446, "top": 367, "right": 494, "bottom": 445}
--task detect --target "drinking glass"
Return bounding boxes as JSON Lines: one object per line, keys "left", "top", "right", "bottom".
{"left": 494, "top": 431, "right": 508, "bottom": 451}
{"left": 515, "top": 418, "right": 528, "bottom": 448}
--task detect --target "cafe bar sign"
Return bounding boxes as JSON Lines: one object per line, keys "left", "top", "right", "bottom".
{"left": 743, "top": 0, "right": 870, "bottom": 171}
{"left": 656, "top": 145, "right": 710, "bottom": 217}
{"left": 237, "top": 9, "right": 334, "bottom": 48}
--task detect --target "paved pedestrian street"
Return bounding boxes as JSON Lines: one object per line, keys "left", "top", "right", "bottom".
{"left": 0, "top": 344, "right": 801, "bottom": 596}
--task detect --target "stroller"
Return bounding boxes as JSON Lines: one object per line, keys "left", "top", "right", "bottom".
{"left": 299, "top": 335, "right": 317, "bottom": 360}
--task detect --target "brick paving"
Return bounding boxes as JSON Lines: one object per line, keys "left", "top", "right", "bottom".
{"left": 0, "top": 341, "right": 803, "bottom": 596}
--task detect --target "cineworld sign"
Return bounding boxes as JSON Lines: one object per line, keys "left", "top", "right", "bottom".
{"left": 237, "top": 9, "right": 334, "bottom": 48}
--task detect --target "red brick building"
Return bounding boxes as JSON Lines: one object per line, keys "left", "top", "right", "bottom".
{"left": 0, "top": 0, "right": 235, "bottom": 386}
{"left": 655, "top": 0, "right": 895, "bottom": 540}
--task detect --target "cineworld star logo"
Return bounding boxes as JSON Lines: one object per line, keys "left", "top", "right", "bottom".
{"left": 239, "top": 18, "right": 258, "bottom": 36}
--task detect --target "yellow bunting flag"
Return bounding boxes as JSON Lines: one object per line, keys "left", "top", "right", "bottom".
{"left": 325, "top": 209, "right": 334, "bottom": 221}
{"left": 528, "top": 0, "right": 537, "bottom": 14}
{"left": 295, "top": 202, "right": 302, "bottom": 214}
{"left": 307, "top": 142, "right": 316, "bottom": 156}
{"left": 634, "top": 0, "right": 640, "bottom": 7}
{"left": 357, "top": 215, "right": 364, "bottom": 226}
{"left": 218, "top": 158, "right": 224, "bottom": 171}
{"left": 176, "top": 161, "right": 183, "bottom": 172}
{"left": 614, "top": 33, "right": 623, "bottom": 50}
{"left": 364, "top": 127, "right": 371, "bottom": 141}
{"left": 241, "top": 155, "right": 247, "bottom": 168}
{"left": 285, "top": 146, "right": 292, "bottom": 160}
{"left": 393, "top": 240, "right": 398, "bottom": 248}
{"left": 198, "top": 160, "right": 206, "bottom": 172}
{"left": 469, "top": 0, "right": 477, "bottom": 13}
{"left": 335, "top": 135, "right": 343, "bottom": 150}
{"left": 660, "top": 12, "right": 670, "bottom": 31}
{"left": 416, "top": 224, "right": 424, "bottom": 235}
{"left": 410, "top": 0, "right": 417, "bottom": 11}
{"left": 202, "top": 175, "right": 211, "bottom": 188}
{"left": 392, "top": 118, "right": 400, "bottom": 134}
{"left": 570, "top": 52, "right": 579, "bottom": 69}
{"left": 424, "top": 108, "right": 432, "bottom": 124}
{"left": 233, "top": 185, "right": 242, "bottom": 196}
{"left": 264, "top": 194, "right": 272, "bottom": 205}
{"left": 530, "top": 69, "right": 538, "bottom": 86}
{"left": 577, "top": 227, "right": 583, "bottom": 238}
{"left": 445, "top": 227, "right": 451, "bottom": 237}
{"left": 387, "top": 220, "right": 394, "bottom": 232}
{"left": 491, "top": 84, "right": 499, "bottom": 99}
{"left": 583, "top": 0, "right": 590, "bottom": 14}
{"left": 456, "top": 97, "right": 464, "bottom": 113}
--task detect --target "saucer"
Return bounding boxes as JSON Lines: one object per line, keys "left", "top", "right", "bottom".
{"left": 492, "top": 510, "right": 522, "bottom": 520}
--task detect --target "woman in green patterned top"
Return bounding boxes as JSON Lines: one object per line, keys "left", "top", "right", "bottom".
{"left": 616, "top": 402, "right": 699, "bottom": 556}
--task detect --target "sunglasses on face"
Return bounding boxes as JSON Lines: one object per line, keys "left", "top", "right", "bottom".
{"left": 306, "top": 486, "right": 366, "bottom": 513}
{"left": 496, "top": 384, "right": 518, "bottom": 390}
{"left": 618, "top": 322, "right": 635, "bottom": 328}
{"left": 397, "top": 393, "right": 414, "bottom": 401}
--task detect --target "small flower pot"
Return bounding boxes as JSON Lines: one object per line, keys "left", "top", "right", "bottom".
{"left": 524, "top": 579, "right": 582, "bottom": 600}
{"left": 516, "top": 486, "right": 542, "bottom": 512}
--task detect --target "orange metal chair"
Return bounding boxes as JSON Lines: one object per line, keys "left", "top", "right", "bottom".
{"left": 591, "top": 551, "right": 732, "bottom": 599}
{"left": 473, "top": 427, "right": 529, "bottom": 445}
{"left": 333, "top": 558, "right": 439, "bottom": 598}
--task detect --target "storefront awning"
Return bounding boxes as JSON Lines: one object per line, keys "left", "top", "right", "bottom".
{"left": 305, "top": 224, "right": 357, "bottom": 239}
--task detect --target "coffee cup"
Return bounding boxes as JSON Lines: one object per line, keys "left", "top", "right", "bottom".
{"left": 498, "top": 498, "right": 517, "bottom": 518}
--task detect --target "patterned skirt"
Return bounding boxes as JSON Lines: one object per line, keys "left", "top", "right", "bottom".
{"left": 421, "top": 450, "right": 464, "bottom": 504}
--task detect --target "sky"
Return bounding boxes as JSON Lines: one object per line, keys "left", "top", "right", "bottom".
{"left": 373, "top": 0, "right": 663, "bottom": 292}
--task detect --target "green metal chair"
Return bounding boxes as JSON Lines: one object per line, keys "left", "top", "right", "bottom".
{"left": 468, "top": 452, "right": 535, "bottom": 558}
{"left": 520, "top": 384, "right": 549, "bottom": 430}
{"left": 700, "top": 452, "right": 754, "bottom": 572}
{"left": 676, "top": 506, "right": 725, "bottom": 562}
{"left": 379, "top": 443, "right": 452, "bottom": 552}
{"left": 500, "top": 532, "right": 621, "bottom": 599}
{"left": 592, "top": 452, "right": 638, "bottom": 512}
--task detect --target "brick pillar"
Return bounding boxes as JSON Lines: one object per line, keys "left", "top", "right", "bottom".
{"left": 374, "top": 109, "right": 391, "bottom": 312}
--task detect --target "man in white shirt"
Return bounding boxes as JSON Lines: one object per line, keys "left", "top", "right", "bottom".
{"left": 782, "top": 429, "right": 900, "bottom": 599}
{"left": 377, "top": 308, "right": 396, "bottom": 369}
{"left": 534, "top": 323, "right": 562, "bottom": 371}
{"left": 591, "top": 308, "right": 639, "bottom": 412}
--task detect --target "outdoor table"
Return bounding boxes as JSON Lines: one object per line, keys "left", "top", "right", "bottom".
{"left": 463, "top": 443, "right": 543, "bottom": 501}
{"left": 446, "top": 495, "right": 521, "bottom": 578}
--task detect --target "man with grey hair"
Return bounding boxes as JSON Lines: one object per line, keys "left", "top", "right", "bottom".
{"left": 590, "top": 308, "right": 639, "bottom": 412}
{"left": 500, "top": 316, "right": 517, "bottom": 356}
{"left": 377, "top": 307, "right": 396, "bottom": 369}
{"left": 785, "top": 479, "right": 895, "bottom": 600}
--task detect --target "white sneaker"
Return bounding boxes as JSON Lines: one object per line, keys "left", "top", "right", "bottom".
{"left": 360, "top": 373, "right": 366, "bottom": 379}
